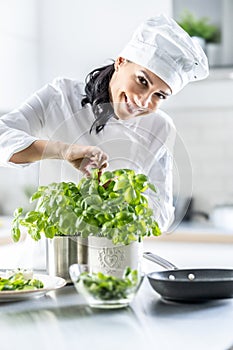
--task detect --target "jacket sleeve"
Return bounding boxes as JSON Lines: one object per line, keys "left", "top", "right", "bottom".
{"left": 0, "top": 80, "right": 60, "bottom": 168}
{"left": 144, "top": 113, "right": 176, "bottom": 233}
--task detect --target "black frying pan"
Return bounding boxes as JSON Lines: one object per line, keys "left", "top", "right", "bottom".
{"left": 144, "top": 252, "right": 233, "bottom": 302}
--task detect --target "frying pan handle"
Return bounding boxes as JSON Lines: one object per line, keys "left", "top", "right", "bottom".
{"left": 143, "top": 251, "right": 178, "bottom": 270}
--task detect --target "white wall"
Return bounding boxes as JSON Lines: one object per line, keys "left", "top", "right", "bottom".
{"left": 0, "top": 0, "right": 39, "bottom": 112}
{"left": 38, "top": 0, "right": 172, "bottom": 85}
{"left": 0, "top": 0, "right": 40, "bottom": 215}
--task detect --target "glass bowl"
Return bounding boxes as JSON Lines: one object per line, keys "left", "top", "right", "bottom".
{"left": 69, "top": 264, "right": 144, "bottom": 309}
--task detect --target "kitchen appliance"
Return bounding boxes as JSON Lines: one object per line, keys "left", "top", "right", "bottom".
{"left": 144, "top": 252, "right": 233, "bottom": 302}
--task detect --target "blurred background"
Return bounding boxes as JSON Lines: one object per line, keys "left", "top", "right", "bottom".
{"left": 1, "top": 0, "right": 233, "bottom": 233}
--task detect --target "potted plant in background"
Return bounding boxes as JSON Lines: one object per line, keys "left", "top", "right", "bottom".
{"left": 178, "top": 10, "right": 221, "bottom": 66}
{"left": 12, "top": 168, "right": 161, "bottom": 281}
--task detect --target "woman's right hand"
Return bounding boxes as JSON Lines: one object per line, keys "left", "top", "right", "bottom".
{"left": 10, "top": 140, "right": 109, "bottom": 177}
{"left": 62, "top": 144, "right": 109, "bottom": 176}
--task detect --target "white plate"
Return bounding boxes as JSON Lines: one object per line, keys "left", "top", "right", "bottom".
{"left": 0, "top": 274, "right": 66, "bottom": 302}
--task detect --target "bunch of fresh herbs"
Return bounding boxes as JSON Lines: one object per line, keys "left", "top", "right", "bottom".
{"left": 12, "top": 168, "right": 161, "bottom": 245}
{"left": 178, "top": 10, "right": 220, "bottom": 43}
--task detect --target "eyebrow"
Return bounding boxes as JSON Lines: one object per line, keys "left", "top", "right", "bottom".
{"left": 139, "top": 70, "right": 171, "bottom": 96}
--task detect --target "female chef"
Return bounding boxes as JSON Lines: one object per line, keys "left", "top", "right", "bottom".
{"left": 0, "top": 14, "right": 209, "bottom": 231}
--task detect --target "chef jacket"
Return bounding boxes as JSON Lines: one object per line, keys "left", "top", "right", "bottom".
{"left": 0, "top": 77, "right": 176, "bottom": 232}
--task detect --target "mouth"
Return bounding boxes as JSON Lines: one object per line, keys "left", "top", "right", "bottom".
{"left": 124, "top": 94, "right": 145, "bottom": 116}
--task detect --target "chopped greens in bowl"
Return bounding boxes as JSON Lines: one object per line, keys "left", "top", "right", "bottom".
{"left": 69, "top": 264, "right": 144, "bottom": 308}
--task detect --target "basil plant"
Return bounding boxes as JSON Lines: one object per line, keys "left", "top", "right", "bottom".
{"left": 12, "top": 168, "right": 161, "bottom": 245}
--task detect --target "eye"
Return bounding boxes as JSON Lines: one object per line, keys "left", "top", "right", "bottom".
{"left": 154, "top": 92, "right": 167, "bottom": 100}
{"left": 137, "top": 76, "right": 148, "bottom": 87}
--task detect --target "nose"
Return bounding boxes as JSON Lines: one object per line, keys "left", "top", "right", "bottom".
{"left": 134, "top": 95, "right": 150, "bottom": 109}
{"left": 134, "top": 93, "right": 158, "bottom": 110}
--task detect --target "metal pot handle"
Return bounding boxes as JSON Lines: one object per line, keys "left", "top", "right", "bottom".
{"left": 143, "top": 251, "right": 178, "bottom": 270}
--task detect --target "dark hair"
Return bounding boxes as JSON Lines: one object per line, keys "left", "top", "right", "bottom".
{"left": 81, "top": 63, "right": 115, "bottom": 133}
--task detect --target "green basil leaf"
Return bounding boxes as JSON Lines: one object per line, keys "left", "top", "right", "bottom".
{"left": 11, "top": 227, "right": 21, "bottom": 242}
{"left": 148, "top": 182, "right": 157, "bottom": 193}
{"left": 124, "top": 187, "right": 137, "bottom": 203}
{"left": 135, "top": 174, "right": 147, "bottom": 183}
{"left": 44, "top": 225, "right": 57, "bottom": 239}
{"left": 99, "top": 171, "right": 113, "bottom": 185}
{"left": 83, "top": 195, "right": 102, "bottom": 206}
{"left": 113, "top": 179, "right": 129, "bottom": 191}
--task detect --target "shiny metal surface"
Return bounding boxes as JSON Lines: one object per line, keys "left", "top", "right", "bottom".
{"left": 1, "top": 280, "right": 233, "bottom": 350}
{"left": 46, "top": 236, "right": 88, "bottom": 282}
{"left": 143, "top": 251, "right": 178, "bottom": 270}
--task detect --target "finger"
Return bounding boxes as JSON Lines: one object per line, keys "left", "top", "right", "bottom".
{"left": 90, "top": 152, "right": 104, "bottom": 163}
{"left": 89, "top": 157, "right": 105, "bottom": 169}
{"left": 99, "top": 161, "right": 109, "bottom": 170}
{"left": 89, "top": 149, "right": 108, "bottom": 163}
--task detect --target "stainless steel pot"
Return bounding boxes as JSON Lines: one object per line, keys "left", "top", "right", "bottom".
{"left": 46, "top": 236, "right": 88, "bottom": 283}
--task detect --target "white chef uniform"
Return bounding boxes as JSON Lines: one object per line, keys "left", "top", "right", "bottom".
{"left": 0, "top": 77, "right": 176, "bottom": 232}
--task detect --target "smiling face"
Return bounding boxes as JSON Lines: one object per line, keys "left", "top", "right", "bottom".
{"left": 108, "top": 57, "right": 172, "bottom": 120}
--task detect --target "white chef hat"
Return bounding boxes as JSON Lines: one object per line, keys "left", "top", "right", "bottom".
{"left": 119, "top": 14, "right": 209, "bottom": 95}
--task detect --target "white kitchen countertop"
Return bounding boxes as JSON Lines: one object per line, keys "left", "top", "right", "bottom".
{"left": 1, "top": 238, "right": 233, "bottom": 350}
{"left": 155, "top": 221, "right": 233, "bottom": 243}
{"left": 1, "top": 215, "right": 233, "bottom": 350}
{"left": 1, "top": 281, "right": 233, "bottom": 350}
